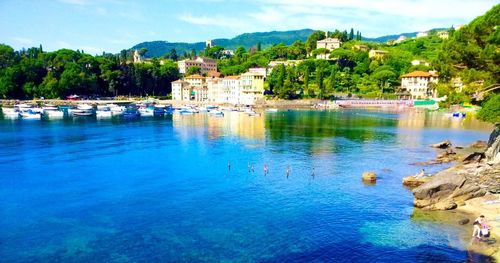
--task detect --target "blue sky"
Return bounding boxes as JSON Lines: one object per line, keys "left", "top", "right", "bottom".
{"left": 0, "top": 0, "right": 497, "bottom": 54}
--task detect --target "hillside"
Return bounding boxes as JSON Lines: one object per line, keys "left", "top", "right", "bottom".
{"left": 132, "top": 29, "right": 315, "bottom": 58}
{"left": 131, "top": 28, "right": 451, "bottom": 58}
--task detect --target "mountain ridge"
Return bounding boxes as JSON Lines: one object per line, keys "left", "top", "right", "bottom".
{"left": 132, "top": 28, "right": 449, "bottom": 58}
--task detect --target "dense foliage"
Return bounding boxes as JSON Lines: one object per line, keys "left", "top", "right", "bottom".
{"left": 132, "top": 29, "right": 315, "bottom": 58}
{"left": 477, "top": 94, "right": 500, "bottom": 123}
{"left": 0, "top": 46, "right": 179, "bottom": 99}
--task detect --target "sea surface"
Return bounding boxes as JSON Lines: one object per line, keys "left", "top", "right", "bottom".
{"left": 0, "top": 109, "right": 494, "bottom": 262}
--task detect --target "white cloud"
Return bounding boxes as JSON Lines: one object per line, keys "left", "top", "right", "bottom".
{"left": 12, "top": 37, "right": 34, "bottom": 45}
{"left": 58, "top": 0, "right": 88, "bottom": 6}
{"left": 178, "top": 13, "right": 251, "bottom": 31}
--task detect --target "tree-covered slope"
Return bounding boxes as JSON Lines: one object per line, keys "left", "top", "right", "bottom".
{"left": 132, "top": 29, "right": 315, "bottom": 58}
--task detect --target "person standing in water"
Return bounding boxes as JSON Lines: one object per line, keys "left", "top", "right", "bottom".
{"left": 228, "top": 161, "right": 231, "bottom": 171}
{"left": 311, "top": 167, "right": 315, "bottom": 179}
{"left": 251, "top": 165, "right": 254, "bottom": 173}
{"left": 286, "top": 166, "right": 290, "bottom": 178}
{"left": 264, "top": 164, "right": 268, "bottom": 176}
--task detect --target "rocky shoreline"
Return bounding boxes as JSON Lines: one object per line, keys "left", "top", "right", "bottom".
{"left": 408, "top": 124, "right": 500, "bottom": 260}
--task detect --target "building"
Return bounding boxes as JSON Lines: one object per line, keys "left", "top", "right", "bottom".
{"left": 316, "top": 37, "right": 342, "bottom": 51}
{"left": 394, "top": 35, "right": 407, "bottom": 44}
{"left": 240, "top": 71, "right": 265, "bottom": 105}
{"left": 268, "top": 60, "right": 302, "bottom": 74}
{"left": 411, "top": 59, "right": 430, "bottom": 66}
{"left": 416, "top": 32, "right": 428, "bottom": 38}
{"left": 437, "top": 30, "right": 449, "bottom": 39}
{"left": 133, "top": 50, "right": 142, "bottom": 63}
{"left": 221, "top": 76, "right": 241, "bottom": 105}
{"left": 248, "top": 67, "right": 267, "bottom": 76}
{"left": 400, "top": 71, "right": 439, "bottom": 99}
{"left": 369, "top": 49, "right": 388, "bottom": 59}
{"left": 177, "top": 57, "right": 218, "bottom": 74}
{"left": 206, "top": 40, "right": 213, "bottom": 48}
{"left": 171, "top": 80, "right": 190, "bottom": 101}
{"left": 352, "top": 44, "right": 369, "bottom": 51}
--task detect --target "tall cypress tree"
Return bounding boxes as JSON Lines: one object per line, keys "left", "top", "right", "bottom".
{"left": 349, "top": 28, "right": 354, "bottom": 40}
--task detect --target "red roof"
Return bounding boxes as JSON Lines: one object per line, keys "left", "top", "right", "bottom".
{"left": 401, "top": 71, "right": 438, "bottom": 78}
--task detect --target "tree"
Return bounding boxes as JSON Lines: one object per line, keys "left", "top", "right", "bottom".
{"left": 169, "top": 48, "right": 178, "bottom": 61}
{"left": 186, "top": 66, "right": 201, "bottom": 76}
{"left": 349, "top": 28, "right": 354, "bottom": 40}
{"left": 477, "top": 94, "right": 500, "bottom": 123}
{"left": 257, "top": 42, "right": 262, "bottom": 52}
{"left": 305, "top": 31, "right": 326, "bottom": 54}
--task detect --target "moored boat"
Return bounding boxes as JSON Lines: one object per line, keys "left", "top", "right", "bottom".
{"left": 43, "top": 105, "right": 64, "bottom": 118}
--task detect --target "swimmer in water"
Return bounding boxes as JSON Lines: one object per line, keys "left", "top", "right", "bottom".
{"left": 311, "top": 167, "right": 315, "bottom": 179}
{"left": 286, "top": 165, "right": 290, "bottom": 178}
{"left": 228, "top": 161, "right": 231, "bottom": 171}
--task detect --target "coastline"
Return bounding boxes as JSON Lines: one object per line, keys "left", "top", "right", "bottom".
{"left": 457, "top": 194, "right": 500, "bottom": 260}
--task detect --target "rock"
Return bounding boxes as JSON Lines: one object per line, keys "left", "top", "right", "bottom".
{"left": 431, "top": 140, "right": 452, "bottom": 149}
{"left": 403, "top": 175, "right": 431, "bottom": 188}
{"left": 458, "top": 218, "right": 470, "bottom": 225}
{"left": 462, "top": 152, "right": 485, "bottom": 164}
{"left": 485, "top": 125, "right": 500, "bottom": 164}
{"left": 362, "top": 172, "right": 377, "bottom": 183}
{"left": 470, "top": 140, "right": 488, "bottom": 149}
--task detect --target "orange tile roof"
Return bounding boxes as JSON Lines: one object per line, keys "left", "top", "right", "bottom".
{"left": 401, "top": 71, "right": 438, "bottom": 78}
{"left": 207, "top": 71, "right": 221, "bottom": 77}
{"left": 185, "top": 74, "right": 204, "bottom": 79}
{"left": 224, "top": 75, "right": 240, "bottom": 80}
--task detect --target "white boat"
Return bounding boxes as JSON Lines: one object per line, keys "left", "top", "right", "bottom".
{"left": 43, "top": 105, "right": 64, "bottom": 118}
{"left": 2, "top": 107, "right": 20, "bottom": 118}
{"left": 107, "top": 104, "right": 125, "bottom": 116}
{"left": 139, "top": 107, "right": 154, "bottom": 117}
{"left": 96, "top": 106, "right": 113, "bottom": 118}
{"left": 71, "top": 104, "right": 94, "bottom": 116}
{"left": 244, "top": 108, "right": 261, "bottom": 116}
{"left": 209, "top": 110, "right": 224, "bottom": 117}
{"left": 265, "top": 108, "right": 279, "bottom": 113}
{"left": 20, "top": 109, "right": 42, "bottom": 119}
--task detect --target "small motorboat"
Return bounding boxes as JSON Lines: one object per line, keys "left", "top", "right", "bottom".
{"left": 96, "top": 106, "right": 113, "bottom": 118}
{"left": 72, "top": 104, "right": 94, "bottom": 116}
{"left": 209, "top": 110, "right": 224, "bottom": 117}
{"left": 452, "top": 112, "right": 466, "bottom": 118}
{"left": 43, "top": 105, "right": 64, "bottom": 118}
{"left": 123, "top": 106, "right": 140, "bottom": 118}
{"left": 2, "top": 107, "right": 20, "bottom": 118}
{"left": 265, "top": 108, "right": 279, "bottom": 113}
{"left": 138, "top": 106, "right": 154, "bottom": 117}
{"left": 20, "top": 109, "right": 42, "bottom": 119}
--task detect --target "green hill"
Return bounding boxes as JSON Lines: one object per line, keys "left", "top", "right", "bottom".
{"left": 132, "top": 29, "right": 315, "bottom": 58}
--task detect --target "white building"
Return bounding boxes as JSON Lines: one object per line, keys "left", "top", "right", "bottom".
{"left": 394, "top": 35, "right": 407, "bottom": 44}
{"left": 171, "top": 80, "right": 189, "bottom": 101}
{"left": 223, "top": 76, "right": 242, "bottom": 105}
{"left": 400, "top": 71, "right": 439, "bottom": 99}
{"left": 416, "top": 32, "right": 428, "bottom": 38}
{"left": 316, "top": 37, "right": 342, "bottom": 51}
{"left": 411, "top": 60, "right": 430, "bottom": 66}
{"left": 177, "top": 57, "right": 217, "bottom": 74}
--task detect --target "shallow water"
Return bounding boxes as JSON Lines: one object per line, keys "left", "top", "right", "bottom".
{"left": 0, "top": 109, "right": 494, "bottom": 262}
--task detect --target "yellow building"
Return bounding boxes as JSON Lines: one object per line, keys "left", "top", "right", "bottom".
{"left": 369, "top": 49, "right": 388, "bottom": 59}
{"left": 240, "top": 71, "right": 265, "bottom": 105}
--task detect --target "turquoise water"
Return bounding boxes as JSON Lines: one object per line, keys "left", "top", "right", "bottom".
{"left": 0, "top": 110, "right": 493, "bottom": 262}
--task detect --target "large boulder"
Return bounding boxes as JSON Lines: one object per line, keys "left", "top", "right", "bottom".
{"left": 362, "top": 171, "right": 377, "bottom": 183}
{"left": 403, "top": 175, "right": 431, "bottom": 188}
{"left": 431, "top": 140, "right": 452, "bottom": 149}
{"left": 485, "top": 125, "right": 500, "bottom": 164}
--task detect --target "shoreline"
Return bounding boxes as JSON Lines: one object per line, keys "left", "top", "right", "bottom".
{"left": 457, "top": 194, "right": 500, "bottom": 260}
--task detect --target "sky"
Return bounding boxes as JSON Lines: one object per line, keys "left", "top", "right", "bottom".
{"left": 0, "top": 0, "right": 497, "bottom": 54}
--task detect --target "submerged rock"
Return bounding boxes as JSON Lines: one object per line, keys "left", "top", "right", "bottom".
{"left": 362, "top": 172, "right": 377, "bottom": 183}
{"left": 458, "top": 218, "right": 470, "bottom": 225}
{"left": 412, "top": 125, "right": 500, "bottom": 210}
{"left": 431, "top": 140, "right": 452, "bottom": 149}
